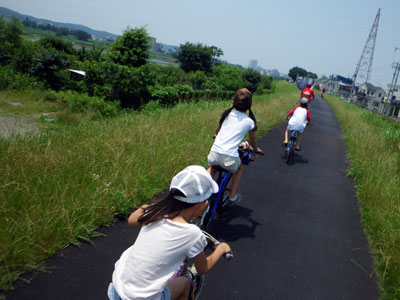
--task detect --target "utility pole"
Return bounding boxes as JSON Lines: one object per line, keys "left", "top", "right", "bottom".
{"left": 349, "top": 9, "right": 381, "bottom": 103}
{"left": 383, "top": 48, "right": 400, "bottom": 115}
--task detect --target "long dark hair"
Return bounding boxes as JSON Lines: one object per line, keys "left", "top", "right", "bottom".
{"left": 138, "top": 188, "right": 195, "bottom": 225}
{"left": 300, "top": 102, "right": 308, "bottom": 109}
{"left": 219, "top": 88, "right": 257, "bottom": 130}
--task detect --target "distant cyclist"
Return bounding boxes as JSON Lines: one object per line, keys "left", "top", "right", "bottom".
{"left": 301, "top": 83, "right": 314, "bottom": 103}
{"left": 207, "top": 88, "right": 262, "bottom": 207}
{"left": 321, "top": 88, "right": 326, "bottom": 99}
{"left": 282, "top": 98, "right": 311, "bottom": 151}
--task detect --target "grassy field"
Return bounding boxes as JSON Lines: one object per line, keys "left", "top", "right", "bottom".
{"left": 0, "top": 81, "right": 299, "bottom": 292}
{"left": 325, "top": 95, "right": 400, "bottom": 300}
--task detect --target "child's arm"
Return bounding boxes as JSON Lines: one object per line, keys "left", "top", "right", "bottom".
{"left": 249, "top": 130, "right": 263, "bottom": 153}
{"left": 128, "top": 205, "right": 149, "bottom": 227}
{"left": 192, "top": 242, "right": 232, "bottom": 275}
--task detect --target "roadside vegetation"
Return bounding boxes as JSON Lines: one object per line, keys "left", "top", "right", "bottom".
{"left": 0, "top": 15, "right": 296, "bottom": 294}
{"left": 0, "top": 82, "right": 299, "bottom": 292}
{"left": 325, "top": 95, "right": 400, "bottom": 300}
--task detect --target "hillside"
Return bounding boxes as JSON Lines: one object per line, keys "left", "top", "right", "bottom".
{"left": 0, "top": 6, "right": 117, "bottom": 39}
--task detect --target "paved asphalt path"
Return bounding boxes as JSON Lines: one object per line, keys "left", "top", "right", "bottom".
{"left": 5, "top": 96, "right": 379, "bottom": 300}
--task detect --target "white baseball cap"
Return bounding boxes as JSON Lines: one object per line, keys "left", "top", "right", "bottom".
{"left": 300, "top": 97, "right": 309, "bottom": 104}
{"left": 170, "top": 165, "right": 219, "bottom": 203}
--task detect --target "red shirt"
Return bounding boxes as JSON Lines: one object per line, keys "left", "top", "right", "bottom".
{"left": 301, "top": 88, "right": 314, "bottom": 101}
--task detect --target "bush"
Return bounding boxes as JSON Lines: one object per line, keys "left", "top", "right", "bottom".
{"left": 187, "top": 70, "right": 207, "bottom": 89}
{"left": 149, "top": 85, "right": 194, "bottom": 105}
{"left": 66, "top": 91, "right": 121, "bottom": 117}
{"left": 241, "top": 69, "right": 261, "bottom": 93}
{"left": 150, "top": 64, "right": 186, "bottom": 86}
{"left": 210, "top": 64, "right": 245, "bottom": 91}
{"left": 0, "top": 65, "right": 44, "bottom": 90}
{"left": 83, "top": 61, "right": 155, "bottom": 108}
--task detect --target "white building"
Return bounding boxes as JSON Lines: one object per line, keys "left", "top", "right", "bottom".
{"left": 382, "top": 84, "right": 400, "bottom": 118}
{"left": 356, "top": 82, "right": 386, "bottom": 112}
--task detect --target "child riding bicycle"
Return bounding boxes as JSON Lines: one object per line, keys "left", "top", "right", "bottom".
{"left": 108, "top": 166, "right": 232, "bottom": 300}
{"left": 282, "top": 97, "right": 311, "bottom": 151}
{"left": 207, "top": 88, "right": 262, "bottom": 207}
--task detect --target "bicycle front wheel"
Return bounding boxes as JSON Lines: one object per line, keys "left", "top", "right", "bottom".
{"left": 187, "top": 264, "right": 205, "bottom": 300}
{"left": 198, "top": 196, "right": 215, "bottom": 230}
{"left": 217, "top": 173, "right": 232, "bottom": 214}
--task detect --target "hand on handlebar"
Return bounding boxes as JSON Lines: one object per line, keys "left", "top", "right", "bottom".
{"left": 217, "top": 242, "right": 233, "bottom": 260}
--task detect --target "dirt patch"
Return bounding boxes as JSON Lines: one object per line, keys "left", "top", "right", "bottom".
{"left": 0, "top": 115, "right": 40, "bottom": 138}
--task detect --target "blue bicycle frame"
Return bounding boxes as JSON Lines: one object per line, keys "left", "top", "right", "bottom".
{"left": 208, "top": 170, "right": 232, "bottom": 223}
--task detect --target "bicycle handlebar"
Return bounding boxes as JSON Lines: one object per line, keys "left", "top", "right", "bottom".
{"left": 202, "top": 230, "right": 233, "bottom": 261}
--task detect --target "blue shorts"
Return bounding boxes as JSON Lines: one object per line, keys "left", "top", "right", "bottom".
{"left": 108, "top": 283, "right": 171, "bottom": 300}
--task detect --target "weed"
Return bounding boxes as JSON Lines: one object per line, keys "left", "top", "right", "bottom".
{"left": 326, "top": 95, "right": 400, "bottom": 299}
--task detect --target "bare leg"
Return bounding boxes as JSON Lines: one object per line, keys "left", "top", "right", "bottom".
{"left": 284, "top": 129, "right": 289, "bottom": 142}
{"left": 296, "top": 133, "right": 303, "bottom": 147}
{"left": 230, "top": 163, "right": 243, "bottom": 200}
{"left": 168, "top": 277, "right": 190, "bottom": 300}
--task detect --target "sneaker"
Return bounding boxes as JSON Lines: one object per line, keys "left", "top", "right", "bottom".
{"left": 282, "top": 141, "right": 288, "bottom": 147}
{"left": 295, "top": 146, "right": 302, "bottom": 151}
{"left": 227, "top": 193, "right": 242, "bottom": 207}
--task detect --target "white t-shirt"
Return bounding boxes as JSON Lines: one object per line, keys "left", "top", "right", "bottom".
{"left": 211, "top": 110, "right": 255, "bottom": 157}
{"left": 287, "top": 107, "right": 310, "bottom": 132}
{"left": 112, "top": 219, "right": 207, "bottom": 300}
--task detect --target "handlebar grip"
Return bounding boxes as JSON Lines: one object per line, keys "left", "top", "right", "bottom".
{"left": 223, "top": 252, "right": 233, "bottom": 261}
{"left": 214, "top": 241, "right": 233, "bottom": 260}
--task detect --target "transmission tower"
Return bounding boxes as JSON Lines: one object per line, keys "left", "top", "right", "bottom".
{"left": 349, "top": 8, "right": 381, "bottom": 100}
{"left": 382, "top": 48, "right": 400, "bottom": 115}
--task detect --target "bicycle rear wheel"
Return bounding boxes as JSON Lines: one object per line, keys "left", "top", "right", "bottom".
{"left": 286, "top": 142, "right": 294, "bottom": 165}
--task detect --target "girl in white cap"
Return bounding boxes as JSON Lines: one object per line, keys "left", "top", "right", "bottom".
{"left": 108, "top": 165, "right": 232, "bottom": 300}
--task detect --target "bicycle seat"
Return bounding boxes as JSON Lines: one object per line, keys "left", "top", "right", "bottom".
{"left": 211, "top": 165, "right": 230, "bottom": 173}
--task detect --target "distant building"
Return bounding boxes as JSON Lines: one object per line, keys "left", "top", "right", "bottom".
{"left": 382, "top": 84, "right": 400, "bottom": 118}
{"left": 326, "top": 74, "right": 353, "bottom": 97}
{"left": 355, "top": 82, "right": 385, "bottom": 112}
{"left": 68, "top": 69, "right": 86, "bottom": 81}
{"left": 248, "top": 60, "right": 258, "bottom": 70}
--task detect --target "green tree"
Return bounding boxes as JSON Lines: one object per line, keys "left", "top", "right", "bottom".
{"left": 83, "top": 61, "right": 155, "bottom": 108}
{"left": 0, "top": 16, "right": 23, "bottom": 64}
{"left": 288, "top": 66, "right": 307, "bottom": 81}
{"left": 209, "top": 64, "right": 245, "bottom": 91}
{"left": 72, "top": 29, "right": 91, "bottom": 42}
{"left": 307, "top": 71, "right": 318, "bottom": 79}
{"left": 175, "top": 42, "right": 223, "bottom": 73}
{"left": 77, "top": 45, "right": 105, "bottom": 62}
{"left": 150, "top": 64, "right": 186, "bottom": 86}
{"left": 29, "top": 45, "right": 72, "bottom": 90}
{"left": 38, "top": 36, "right": 76, "bottom": 55}
{"left": 109, "top": 27, "right": 150, "bottom": 68}
{"left": 241, "top": 69, "right": 261, "bottom": 93}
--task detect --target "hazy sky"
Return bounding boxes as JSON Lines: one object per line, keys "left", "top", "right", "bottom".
{"left": 2, "top": 0, "right": 400, "bottom": 87}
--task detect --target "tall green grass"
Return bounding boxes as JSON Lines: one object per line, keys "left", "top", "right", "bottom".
{"left": 325, "top": 95, "right": 400, "bottom": 299}
{"left": 0, "top": 82, "right": 299, "bottom": 291}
